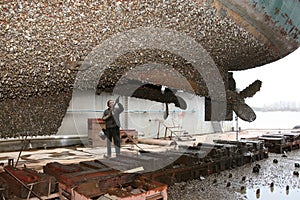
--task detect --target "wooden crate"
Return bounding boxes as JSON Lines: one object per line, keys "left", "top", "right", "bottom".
{"left": 87, "top": 118, "right": 106, "bottom": 148}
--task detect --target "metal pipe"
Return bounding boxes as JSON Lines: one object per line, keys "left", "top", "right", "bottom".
{"left": 138, "top": 138, "right": 174, "bottom": 146}
{"left": 15, "top": 134, "right": 29, "bottom": 167}
{"left": 235, "top": 115, "right": 239, "bottom": 141}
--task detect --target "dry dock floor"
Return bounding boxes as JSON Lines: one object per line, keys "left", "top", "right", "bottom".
{"left": 0, "top": 129, "right": 299, "bottom": 200}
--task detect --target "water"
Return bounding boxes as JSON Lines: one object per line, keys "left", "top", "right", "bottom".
{"left": 246, "top": 186, "right": 300, "bottom": 200}
{"left": 239, "top": 111, "right": 300, "bottom": 129}
{"left": 239, "top": 112, "right": 300, "bottom": 199}
{"left": 168, "top": 148, "right": 300, "bottom": 200}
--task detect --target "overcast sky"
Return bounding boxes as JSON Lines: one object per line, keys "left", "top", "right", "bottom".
{"left": 233, "top": 47, "right": 300, "bottom": 107}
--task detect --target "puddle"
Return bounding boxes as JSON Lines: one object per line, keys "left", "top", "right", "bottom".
{"left": 245, "top": 186, "right": 300, "bottom": 200}
{"left": 168, "top": 150, "right": 300, "bottom": 200}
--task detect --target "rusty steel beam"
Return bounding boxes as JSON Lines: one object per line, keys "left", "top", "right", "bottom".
{"left": 61, "top": 175, "right": 168, "bottom": 200}
{"left": 258, "top": 133, "right": 300, "bottom": 153}
{"left": 43, "top": 161, "right": 84, "bottom": 180}
{"left": 3, "top": 165, "right": 56, "bottom": 199}
{"left": 1, "top": 137, "right": 276, "bottom": 199}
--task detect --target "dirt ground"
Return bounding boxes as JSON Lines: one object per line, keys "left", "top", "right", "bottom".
{"left": 168, "top": 150, "right": 300, "bottom": 200}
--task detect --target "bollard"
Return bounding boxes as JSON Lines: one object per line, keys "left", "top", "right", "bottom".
{"left": 252, "top": 166, "right": 259, "bottom": 173}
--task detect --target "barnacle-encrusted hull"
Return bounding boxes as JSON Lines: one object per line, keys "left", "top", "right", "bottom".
{"left": 0, "top": 0, "right": 299, "bottom": 137}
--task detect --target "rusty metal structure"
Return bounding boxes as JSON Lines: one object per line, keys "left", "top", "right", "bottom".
{"left": 258, "top": 132, "right": 300, "bottom": 153}
{"left": 0, "top": 0, "right": 300, "bottom": 138}
{"left": 0, "top": 138, "right": 269, "bottom": 199}
{"left": 1, "top": 132, "right": 299, "bottom": 199}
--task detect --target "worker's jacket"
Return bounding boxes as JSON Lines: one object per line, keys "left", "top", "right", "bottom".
{"left": 102, "top": 103, "right": 124, "bottom": 129}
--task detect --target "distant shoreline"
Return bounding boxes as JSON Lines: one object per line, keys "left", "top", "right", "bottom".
{"left": 253, "top": 107, "right": 300, "bottom": 112}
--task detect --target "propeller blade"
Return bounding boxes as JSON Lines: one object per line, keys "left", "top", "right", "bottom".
{"left": 239, "top": 80, "right": 262, "bottom": 99}
{"left": 233, "top": 102, "right": 256, "bottom": 122}
{"left": 174, "top": 96, "right": 187, "bottom": 110}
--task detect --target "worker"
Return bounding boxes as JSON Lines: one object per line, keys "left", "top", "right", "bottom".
{"left": 102, "top": 96, "right": 124, "bottom": 158}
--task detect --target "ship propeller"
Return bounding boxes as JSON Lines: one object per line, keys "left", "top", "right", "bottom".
{"left": 228, "top": 80, "right": 262, "bottom": 122}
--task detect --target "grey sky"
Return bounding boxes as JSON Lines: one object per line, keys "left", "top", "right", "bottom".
{"left": 234, "top": 47, "right": 300, "bottom": 107}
